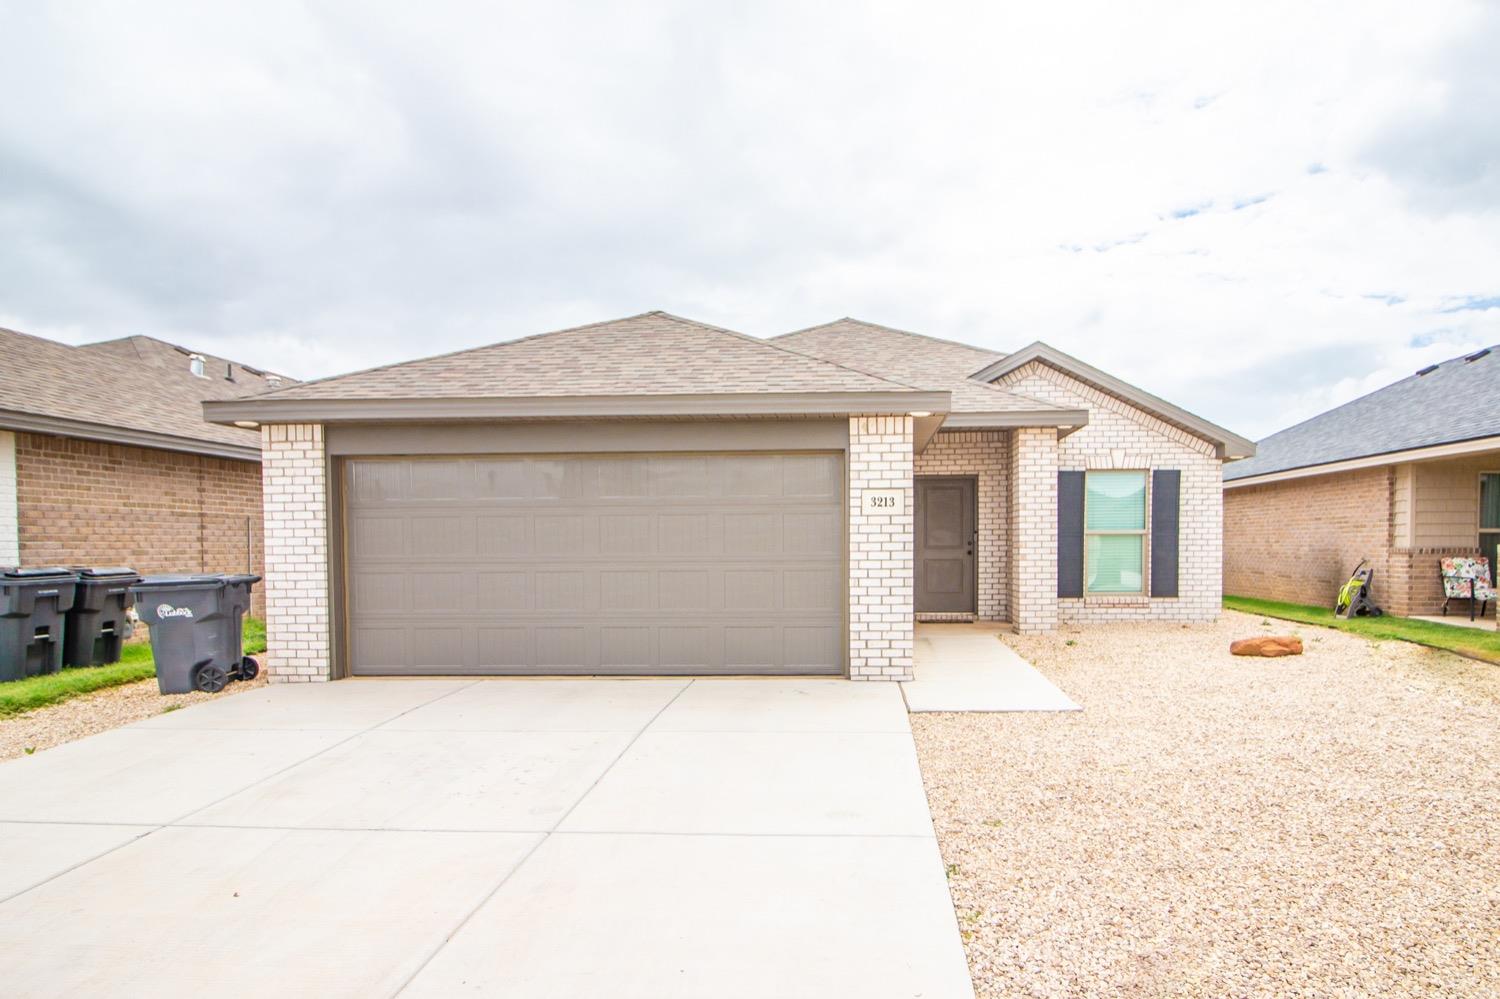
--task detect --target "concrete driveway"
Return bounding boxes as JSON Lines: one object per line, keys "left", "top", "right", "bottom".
{"left": 0, "top": 678, "right": 973, "bottom": 999}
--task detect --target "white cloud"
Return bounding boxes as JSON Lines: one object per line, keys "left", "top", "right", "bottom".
{"left": 0, "top": 0, "right": 1496, "bottom": 437}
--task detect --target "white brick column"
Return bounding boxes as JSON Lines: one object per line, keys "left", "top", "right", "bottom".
{"left": 261, "top": 424, "right": 331, "bottom": 682}
{"left": 0, "top": 431, "right": 17, "bottom": 565}
{"left": 848, "top": 416, "right": 914, "bottom": 680}
{"left": 1008, "top": 427, "right": 1058, "bottom": 633}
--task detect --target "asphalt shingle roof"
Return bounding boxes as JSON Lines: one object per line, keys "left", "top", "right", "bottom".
{"left": 254, "top": 312, "right": 922, "bottom": 400}
{"left": 0, "top": 328, "right": 292, "bottom": 453}
{"left": 774, "top": 319, "right": 1061, "bottom": 413}
{"left": 1224, "top": 345, "right": 1500, "bottom": 480}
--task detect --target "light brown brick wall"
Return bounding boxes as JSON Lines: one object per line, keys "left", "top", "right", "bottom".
{"left": 1227, "top": 455, "right": 1500, "bottom": 617}
{"left": 1223, "top": 467, "right": 1392, "bottom": 610}
{"left": 14, "top": 432, "right": 265, "bottom": 616}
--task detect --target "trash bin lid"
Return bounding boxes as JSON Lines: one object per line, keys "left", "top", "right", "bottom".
{"left": 74, "top": 566, "right": 141, "bottom": 580}
{"left": 221, "top": 573, "right": 262, "bottom": 586}
{"left": 130, "top": 574, "right": 227, "bottom": 591}
{"left": 0, "top": 566, "right": 78, "bottom": 581}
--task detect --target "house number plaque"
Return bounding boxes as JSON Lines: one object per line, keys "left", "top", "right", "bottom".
{"left": 861, "top": 489, "right": 905, "bottom": 515}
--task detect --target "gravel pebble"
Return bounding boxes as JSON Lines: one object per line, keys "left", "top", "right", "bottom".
{"left": 912, "top": 610, "right": 1500, "bottom": 998}
{"left": 0, "top": 672, "right": 266, "bottom": 761}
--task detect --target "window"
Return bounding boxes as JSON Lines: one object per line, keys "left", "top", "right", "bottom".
{"left": 1480, "top": 473, "right": 1500, "bottom": 572}
{"left": 1085, "top": 470, "right": 1147, "bottom": 594}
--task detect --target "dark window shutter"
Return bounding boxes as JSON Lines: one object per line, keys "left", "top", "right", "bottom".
{"left": 1057, "top": 471, "right": 1085, "bottom": 598}
{"left": 1150, "top": 469, "right": 1181, "bottom": 598}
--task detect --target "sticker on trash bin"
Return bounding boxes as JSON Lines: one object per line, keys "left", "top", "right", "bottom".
{"left": 155, "top": 604, "right": 194, "bottom": 620}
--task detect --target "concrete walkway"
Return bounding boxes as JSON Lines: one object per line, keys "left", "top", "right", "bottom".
{"left": 904, "top": 623, "right": 1080, "bottom": 712}
{"left": 0, "top": 678, "right": 974, "bottom": 999}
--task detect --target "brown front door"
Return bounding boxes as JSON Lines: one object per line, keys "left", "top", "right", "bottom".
{"left": 916, "top": 477, "right": 976, "bottom": 614}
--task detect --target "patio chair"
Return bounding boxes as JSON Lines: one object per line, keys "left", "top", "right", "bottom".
{"left": 1440, "top": 556, "right": 1494, "bottom": 621}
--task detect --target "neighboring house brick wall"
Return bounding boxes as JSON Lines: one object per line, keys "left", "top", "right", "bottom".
{"left": 1223, "top": 467, "right": 1392, "bottom": 609}
{"left": 1001, "top": 362, "right": 1223, "bottom": 624}
{"left": 1226, "top": 455, "right": 1498, "bottom": 618}
{"left": 1008, "top": 427, "right": 1059, "bottom": 632}
{"left": 261, "top": 424, "right": 331, "bottom": 682}
{"left": 12, "top": 432, "right": 265, "bottom": 615}
{"left": 913, "top": 430, "right": 1009, "bottom": 621}
{"left": 848, "top": 415, "right": 914, "bottom": 680}
{"left": 0, "top": 431, "right": 17, "bottom": 565}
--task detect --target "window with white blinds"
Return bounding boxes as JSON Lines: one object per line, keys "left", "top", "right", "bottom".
{"left": 1085, "top": 470, "right": 1147, "bottom": 594}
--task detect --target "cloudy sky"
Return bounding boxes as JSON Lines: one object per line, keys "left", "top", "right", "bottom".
{"left": 1, "top": 1, "right": 1497, "bottom": 438}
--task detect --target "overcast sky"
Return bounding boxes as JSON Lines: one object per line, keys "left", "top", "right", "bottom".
{"left": 1, "top": 2, "right": 1497, "bottom": 439}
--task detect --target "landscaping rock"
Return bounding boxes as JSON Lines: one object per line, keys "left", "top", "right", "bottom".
{"left": 1230, "top": 635, "right": 1304, "bottom": 657}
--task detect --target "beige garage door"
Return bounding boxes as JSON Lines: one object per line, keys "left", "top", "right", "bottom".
{"left": 343, "top": 453, "right": 844, "bottom": 676}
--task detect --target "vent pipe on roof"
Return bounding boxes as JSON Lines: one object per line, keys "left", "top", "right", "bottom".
{"left": 266, "top": 374, "right": 283, "bottom": 389}
{"left": 189, "top": 353, "right": 207, "bottom": 378}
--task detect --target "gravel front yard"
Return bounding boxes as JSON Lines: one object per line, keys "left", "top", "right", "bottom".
{"left": 0, "top": 673, "right": 267, "bottom": 761}
{"left": 912, "top": 610, "right": 1500, "bottom": 998}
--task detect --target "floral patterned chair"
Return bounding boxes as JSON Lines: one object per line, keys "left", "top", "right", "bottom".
{"left": 1440, "top": 556, "right": 1494, "bottom": 621}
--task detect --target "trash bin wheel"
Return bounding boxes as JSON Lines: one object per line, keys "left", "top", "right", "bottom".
{"left": 239, "top": 656, "right": 260, "bottom": 681}
{"left": 193, "top": 662, "right": 229, "bottom": 693}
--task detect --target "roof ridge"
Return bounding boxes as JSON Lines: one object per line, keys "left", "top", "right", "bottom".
{"left": 248, "top": 310, "right": 674, "bottom": 400}
{"left": 652, "top": 313, "right": 928, "bottom": 393}
{"left": 776, "top": 317, "right": 1007, "bottom": 359}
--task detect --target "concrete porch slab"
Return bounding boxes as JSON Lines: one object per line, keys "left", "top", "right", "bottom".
{"left": 1411, "top": 614, "right": 1497, "bottom": 631}
{"left": 905, "top": 623, "right": 1080, "bottom": 712}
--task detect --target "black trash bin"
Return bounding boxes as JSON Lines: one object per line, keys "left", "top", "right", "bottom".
{"left": 1, "top": 567, "right": 79, "bottom": 682}
{"left": 129, "top": 574, "right": 261, "bottom": 694}
{"left": 63, "top": 567, "right": 142, "bottom": 667}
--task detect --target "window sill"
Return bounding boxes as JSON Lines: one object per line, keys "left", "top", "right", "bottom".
{"left": 1069, "top": 594, "right": 1152, "bottom": 606}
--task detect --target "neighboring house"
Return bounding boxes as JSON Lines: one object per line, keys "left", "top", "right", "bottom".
{"left": 0, "top": 327, "right": 294, "bottom": 615}
{"left": 1224, "top": 344, "right": 1500, "bottom": 617}
{"left": 204, "top": 312, "right": 1253, "bottom": 683}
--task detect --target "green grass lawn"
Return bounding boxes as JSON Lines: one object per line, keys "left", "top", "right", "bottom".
{"left": 1224, "top": 595, "right": 1500, "bottom": 665}
{"left": 0, "top": 617, "right": 267, "bottom": 719}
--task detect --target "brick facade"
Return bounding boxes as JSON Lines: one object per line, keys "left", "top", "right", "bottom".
{"left": 260, "top": 424, "right": 331, "bottom": 682}
{"left": 1008, "top": 427, "right": 1060, "bottom": 632}
{"left": 0, "top": 431, "right": 17, "bottom": 565}
{"left": 1000, "top": 363, "right": 1223, "bottom": 624}
{"left": 12, "top": 432, "right": 265, "bottom": 615}
{"left": 848, "top": 415, "right": 915, "bottom": 680}
{"left": 913, "top": 430, "right": 1009, "bottom": 621}
{"left": 1224, "top": 460, "right": 1494, "bottom": 618}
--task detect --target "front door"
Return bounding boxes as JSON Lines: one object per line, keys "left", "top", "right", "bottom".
{"left": 916, "top": 477, "right": 976, "bottom": 614}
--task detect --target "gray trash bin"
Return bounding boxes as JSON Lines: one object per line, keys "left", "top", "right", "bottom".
{"left": 64, "top": 567, "right": 142, "bottom": 667}
{"left": 1, "top": 567, "right": 79, "bottom": 682}
{"left": 129, "top": 574, "right": 261, "bottom": 694}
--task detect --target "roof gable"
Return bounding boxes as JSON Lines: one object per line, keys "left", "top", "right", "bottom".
{"left": 1224, "top": 345, "right": 1500, "bottom": 481}
{"left": 973, "top": 342, "right": 1256, "bottom": 459}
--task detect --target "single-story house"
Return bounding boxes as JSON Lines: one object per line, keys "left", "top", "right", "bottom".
{"left": 1225, "top": 344, "right": 1500, "bottom": 617}
{"left": 204, "top": 312, "right": 1254, "bottom": 682}
{"left": 0, "top": 327, "right": 294, "bottom": 615}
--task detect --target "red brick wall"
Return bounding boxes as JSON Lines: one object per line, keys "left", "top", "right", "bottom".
{"left": 1223, "top": 467, "right": 1393, "bottom": 609}
{"left": 14, "top": 433, "right": 265, "bottom": 616}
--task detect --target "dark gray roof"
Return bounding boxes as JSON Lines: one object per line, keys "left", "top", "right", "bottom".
{"left": 1224, "top": 345, "right": 1500, "bottom": 480}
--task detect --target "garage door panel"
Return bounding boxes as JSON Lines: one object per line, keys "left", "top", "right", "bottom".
{"left": 345, "top": 453, "right": 844, "bottom": 676}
